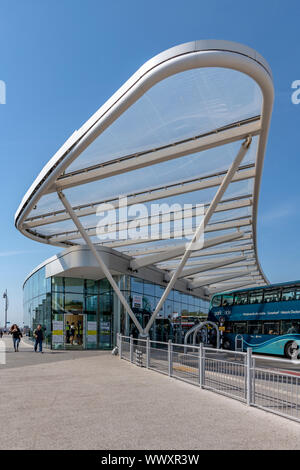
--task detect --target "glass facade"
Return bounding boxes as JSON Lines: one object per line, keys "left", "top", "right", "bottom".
{"left": 119, "top": 276, "right": 209, "bottom": 344}
{"left": 23, "top": 266, "right": 52, "bottom": 347}
{"left": 23, "top": 267, "right": 209, "bottom": 349}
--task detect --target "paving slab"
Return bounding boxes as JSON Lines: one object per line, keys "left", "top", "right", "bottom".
{"left": 0, "top": 336, "right": 300, "bottom": 450}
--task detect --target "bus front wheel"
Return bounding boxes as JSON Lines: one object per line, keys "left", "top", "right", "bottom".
{"left": 284, "top": 341, "right": 298, "bottom": 359}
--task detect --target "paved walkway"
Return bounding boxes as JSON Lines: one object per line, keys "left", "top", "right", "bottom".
{"left": 0, "top": 335, "right": 300, "bottom": 450}
{"left": 0, "top": 335, "right": 102, "bottom": 369}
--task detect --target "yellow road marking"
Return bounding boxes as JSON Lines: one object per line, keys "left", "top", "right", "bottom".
{"left": 173, "top": 364, "right": 197, "bottom": 373}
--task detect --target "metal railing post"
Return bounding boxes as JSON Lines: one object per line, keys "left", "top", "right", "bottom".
{"left": 252, "top": 357, "right": 256, "bottom": 405}
{"left": 203, "top": 345, "right": 206, "bottom": 387}
{"left": 199, "top": 343, "right": 204, "bottom": 388}
{"left": 168, "top": 340, "right": 173, "bottom": 377}
{"left": 146, "top": 337, "right": 150, "bottom": 369}
{"left": 130, "top": 335, "right": 133, "bottom": 363}
{"left": 246, "top": 347, "right": 253, "bottom": 406}
{"left": 119, "top": 334, "right": 122, "bottom": 359}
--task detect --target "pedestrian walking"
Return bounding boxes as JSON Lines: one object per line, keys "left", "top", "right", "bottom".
{"left": 65, "top": 321, "right": 70, "bottom": 344}
{"left": 69, "top": 322, "right": 76, "bottom": 345}
{"left": 10, "top": 324, "right": 22, "bottom": 352}
{"left": 34, "top": 324, "right": 44, "bottom": 353}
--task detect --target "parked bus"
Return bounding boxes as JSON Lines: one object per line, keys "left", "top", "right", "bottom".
{"left": 208, "top": 280, "right": 300, "bottom": 358}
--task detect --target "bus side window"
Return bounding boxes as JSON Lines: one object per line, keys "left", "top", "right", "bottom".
{"left": 249, "top": 291, "right": 263, "bottom": 304}
{"left": 222, "top": 294, "right": 233, "bottom": 307}
{"left": 264, "top": 289, "right": 280, "bottom": 303}
{"left": 281, "top": 289, "right": 295, "bottom": 301}
{"left": 281, "top": 320, "right": 300, "bottom": 334}
{"left": 248, "top": 322, "right": 262, "bottom": 335}
{"left": 233, "top": 322, "right": 247, "bottom": 334}
{"left": 263, "top": 322, "right": 279, "bottom": 335}
{"left": 212, "top": 296, "right": 222, "bottom": 307}
{"left": 234, "top": 293, "right": 248, "bottom": 305}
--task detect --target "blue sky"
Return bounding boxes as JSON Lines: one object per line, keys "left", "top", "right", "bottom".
{"left": 0, "top": 0, "right": 300, "bottom": 325}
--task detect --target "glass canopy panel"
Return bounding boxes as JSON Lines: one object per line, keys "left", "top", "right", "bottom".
{"left": 91, "top": 227, "right": 245, "bottom": 249}
{"left": 209, "top": 206, "right": 251, "bottom": 223}
{"left": 95, "top": 237, "right": 189, "bottom": 250}
{"left": 66, "top": 68, "right": 262, "bottom": 173}
{"left": 62, "top": 138, "right": 257, "bottom": 210}
{"left": 26, "top": 192, "right": 65, "bottom": 218}
{"left": 121, "top": 240, "right": 254, "bottom": 257}
{"left": 94, "top": 178, "right": 254, "bottom": 219}
{"left": 175, "top": 250, "right": 254, "bottom": 261}
{"left": 178, "top": 250, "right": 255, "bottom": 263}
{"left": 35, "top": 220, "right": 78, "bottom": 237}
{"left": 112, "top": 179, "right": 255, "bottom": 221}
{"left": 25, "top": 175, "right": 254, "bottom": 238}
{"left": 204, "top": 228, "right": 252, "bottom": 240}
{"left": 36, "top": 183, "right": 254, "bottom": 243}
{"left": 35, "top": 207, "right": 254, "bottom": 243}
{"left": 21, "top": 60, "right": 261, "bottom": 258}
{"left": 40, "top": 220, "right": 86, "bottom": 236}
{"left": 208, "top": 266, "right": 256, "bottom": 273}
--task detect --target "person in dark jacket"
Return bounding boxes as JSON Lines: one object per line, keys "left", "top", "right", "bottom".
{"left": 34, "top": 324, "right": 44, "bottom": 353}
{"left": 10, "top": 324, "right": 22, "bottom": 352}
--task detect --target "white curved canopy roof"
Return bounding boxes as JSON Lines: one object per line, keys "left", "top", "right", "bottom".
{"left": 15, "top": 40, "right": 274, "bottom": 301}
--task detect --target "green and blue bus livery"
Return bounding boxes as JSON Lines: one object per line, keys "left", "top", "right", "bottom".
{"left": 208, "top": 280, "right": 300, "bottom": 358}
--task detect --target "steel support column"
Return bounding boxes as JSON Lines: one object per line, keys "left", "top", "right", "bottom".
{"left": 57, "top": 190, "right": 144, "bottom": 335}
{"left": 144, "top": 136, "right": 252, "bottom": 336}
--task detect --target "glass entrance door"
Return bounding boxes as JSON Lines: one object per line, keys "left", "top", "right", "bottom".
{"left": 64, "top": 314, "right": 84, "bottom": 349}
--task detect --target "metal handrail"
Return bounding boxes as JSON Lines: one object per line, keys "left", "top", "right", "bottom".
{"left": 118, "top": 333, "right": 300, "bottom": 423}
{"left": 253, "top": 354, "right": 300, "bottom": 365}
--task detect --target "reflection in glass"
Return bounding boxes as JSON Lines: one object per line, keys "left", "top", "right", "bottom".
{"left": 86, "top": 279, "right": 98, "bottom": 294}
{"left": 131, "top": 277, "right": 144, "bottom": 294}
{"left": 86, "top": 295, "right": 98, "bottom": 313}
{"left": 65, "top": 278, "right": 84, "bottom": 294}
{"left": 24, "top": 265, "right": 209, "bottom": 348}
{"left": 52, "top": 277, "right": 64, "bottom": 293}
{"left": 64, "top": 293, "right": 84, "bottom": 313}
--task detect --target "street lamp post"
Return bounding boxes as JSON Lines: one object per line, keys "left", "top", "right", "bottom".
{"left": 3, "top": 289, "right": 8, "bottom": 331}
